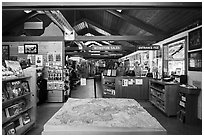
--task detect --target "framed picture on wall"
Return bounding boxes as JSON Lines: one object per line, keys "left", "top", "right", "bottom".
{"left": 189, "top": 28, "right": 202, "bottom": 50}
{"left": 2, "top": 45, "right": 9, "bottom": 62}
{"left": 24, "top": 44, "right": 38, "bottom": 54}
{"left": 188, "top": 50, "right": 202, "bottom": 71}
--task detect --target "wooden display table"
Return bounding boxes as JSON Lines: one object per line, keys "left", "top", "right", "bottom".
{"left": 42, "top": 98, "right": 166, "bottom": 135}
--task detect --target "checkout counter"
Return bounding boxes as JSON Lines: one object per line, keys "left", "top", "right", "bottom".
{"left": 102, "top": 75, "right": 150, "bottom": 100}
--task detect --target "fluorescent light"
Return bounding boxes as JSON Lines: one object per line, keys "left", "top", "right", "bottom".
{"left": 89, "top": 50, "right": 100, "bottom": 53}
{"left": 116, "top": 10, "right": 122, "bottom": 13}
{"left": 91, "top": 54, "right": 100, "bottom": 56}
{"left": 24, "top": 10, "right": 32, "bottom": 13}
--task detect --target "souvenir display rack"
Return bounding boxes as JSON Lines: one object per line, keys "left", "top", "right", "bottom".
{"left": 2, "top": 67, "right": 37, "bottom": 135}
{"left": 102, "top": 70, "right": 117, "bottom": 97}
{"left": 47, "top": 65, "right": 65, "bottom": 102}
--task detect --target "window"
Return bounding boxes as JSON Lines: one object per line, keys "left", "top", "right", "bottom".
{"left": 163, "top": 37, "right": 187, "bottom": 77}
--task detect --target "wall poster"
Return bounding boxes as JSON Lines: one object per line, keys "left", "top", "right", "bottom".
{"left": 2, "top": 45, "right": 9, "bottom": 63}
{"left": 188, "top": 50, "right": 202, "bottom": 71}
{"left": 189, "top": 28, "right": 202, "bottom": 50}
{"left": 35, "top": 55, "right": 43, "bottom": 66}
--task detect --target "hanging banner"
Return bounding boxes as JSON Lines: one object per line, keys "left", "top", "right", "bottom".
{"left": 137, "top": 45, "right": 160, "bottom": 50}
{"left": 92, "top": 45, "right": 122, "bottom": 51}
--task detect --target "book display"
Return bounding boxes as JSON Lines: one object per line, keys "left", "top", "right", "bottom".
{"left": 2, "top": 62, "right": 36, "bottom": 135}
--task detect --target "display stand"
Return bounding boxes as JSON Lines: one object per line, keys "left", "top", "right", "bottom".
{"left": 102, "top": 76, "right": 117, "bottom": 98}
{"left": 2, "top": 67, "right": 37, "bottom": 135}
{"left": 47, "top": 66, "right": 65, "bottom": 102}
{"left": 149, "top": 79, "right": 179, "bottom": 116}
{"left": 177, "top": 85, "right": 200, "bottom": 124}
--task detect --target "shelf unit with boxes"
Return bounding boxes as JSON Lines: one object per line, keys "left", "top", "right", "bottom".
{"left": 102, "top": 69, "right": 117, "bottom": 98}
{"left": 103, "top": 77, "right": 116, "bottom": 97}
{"left": 47, "top": 65, "right": 65, "bottom": 102}
{"left": 2, "top": 67, "right": 37, "bottom": 135}
{"left": 149, "top": 79, "right": 179, "bottom": 116}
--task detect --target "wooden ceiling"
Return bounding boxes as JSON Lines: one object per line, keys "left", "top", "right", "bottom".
{"left": 2, "top": 2, "right": 202, "bottom": 59}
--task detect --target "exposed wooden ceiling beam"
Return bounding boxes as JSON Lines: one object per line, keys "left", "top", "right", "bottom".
{"left": 107, "top": 10, "right": 167, "bottom": 36}
{"left": 75, "top": 35, "right": 164, "bottom": 41}
{"left": 66, "top": 52, "right": 123, "bottom": 59}
{"left": 3, "top": 36, "right": 64, "bottom": 41}
{"left": 3, "top": 2, "right": 201, "bottom": 10}
{"left": 44, "top": 10, "right": 74, "bottom": 34}
{"left": 84, "top": 18, "right": 139, "bottom": 49}
{"left": 3, "top": 11, "right": 39, "bottom": 34}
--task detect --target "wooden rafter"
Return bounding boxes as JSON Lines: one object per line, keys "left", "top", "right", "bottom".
{"left": 75, "top": 35, "right": 164, "bottom": 41}
{"left": 107, "top": 10, "right": 167, "bottom": 36}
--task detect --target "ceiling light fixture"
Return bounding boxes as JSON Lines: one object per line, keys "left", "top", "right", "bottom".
{"left": 116, "top": 10, "right": 122, "bottom": 13}
{"left": 24, "top": 10, "right": 32, "bottom": 13}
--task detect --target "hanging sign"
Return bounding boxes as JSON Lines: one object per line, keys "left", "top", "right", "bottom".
{"left": 137, "top": 45, "right": 160, "bottom": 50}
{"left": 92, "top": 45, "right": 122, "bottom": 51}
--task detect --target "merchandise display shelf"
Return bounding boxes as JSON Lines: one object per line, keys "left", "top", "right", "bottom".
{"left": 149, "top": 86, "right": 164, "bottom": 93}
{"left": 149, "top": 79, "right": 179, "bottom": 116}
{"left": 2, "top": 76, "right": 31, "bottom": 82}
{"left": 2, "top": 92, "right": 31, "bottom": 108}
{"left": 3, "top": 106, "right": 33, "bottom": 125}
{"left": 2, "top": 67, "right": 37, "bottom": 135}
{"left": 150, "top": 93, "right": 164, "bottom": 102}
{"left": 16, "top": 121, "right": 35, "bottom": 135}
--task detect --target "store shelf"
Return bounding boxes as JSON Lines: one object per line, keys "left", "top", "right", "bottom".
{"left": 149, "top": 79, "right": 179, "bottom": 116}
{"left": 2, "top": 92, "right": 31, "bottom": 108}
{"left": 188, "top": 48, "right": 202, "bottom": 53}
{"left": 3, "top": 106, "right": 33, "bottom": 125}
{"left": 16, "top": 121, "right": 35, "bottom": 135}
{"left": 150, "top": 100, "right": 165, "bottom": 113}
{"left": 150, "top": 86, "right": 164, "bottom": 93}
{"left": 47, "top": 88, "right": 64, "bottom": 91}
{"left": 103, "top": 84, "right": 115, "bottom": 88}
{"left": 2, "top": 76, "right": 31, "bottom": 82}
{"left": 150, "top": 93, "right": 165, "bottom": 102}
